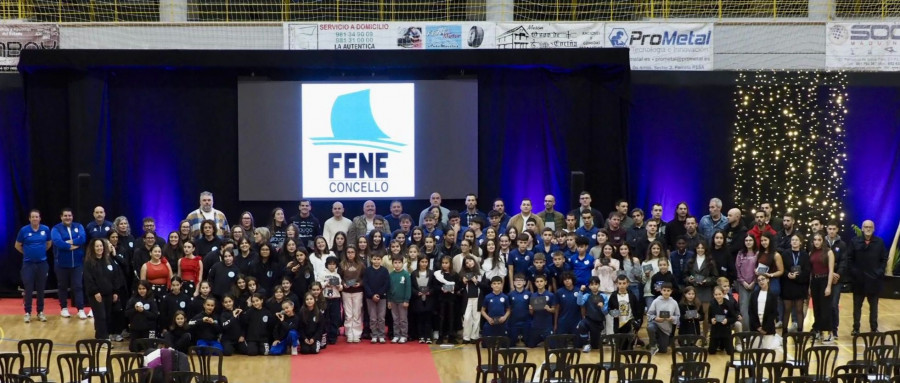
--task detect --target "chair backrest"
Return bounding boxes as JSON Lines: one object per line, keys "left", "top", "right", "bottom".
{"left": 496, "top": 348, "right": 528, "bottom": 365}
{"left": 803, "top": 346, "right": 839, "bottom": 380}
{"left": 737, "top": 348, "right": 776, "bottom": 379}
{"left": 563, "top": 363, "right": 602, "bottom": 383}
{"left": 829, "top": 373, "right": 871, "bottom": 383}
{"left": 544, "top": 334, "right": 577, "bottom": 352}
{"left": 672, "top": 361, "right": 710, "bottom": 381}
{"left": 732, "top": 331, "right": 763, "bottom": 350}
{"left": 1, "top": 375, "right": 35, "bottom": 383}
{"left": 16, "top": 339, "right": 52, "bottom": 377}
{"left": 619, "top": 363, "right": 658, "bottom": 381}
{"left": 851, "top": 332, "right": 884, "bottom": 360}
{"left": 629, "top": 380, "right": 666, "bottom": 383}
{"left": 499, "top": 363, "right": 535, "bottom": 383}
{"left": 169, "top": 371, "right": 202, "bottom": 383}
{"left": 475, "top": 336, "right": 510, "bottom": 368}
{"left": 674, "top": 334, "right": 705, "bottom": 347}
{"left": 778, "top": 377, "right": 814, "bottom": 383}
{"left": 75, "top": 339, "right": 112, "bottom": 373}
{"left": 782, "top": 332, "right": 816, "bottom": 364}
{"left": 673, "top": 346, "right": 709, "bottom": 364}
{"left": 57, "top": 353, "right": 88, "bottom": 383}
{"left": 108, "top": 352, "right": 146, "bottom": 382}
{"left": 121, "top": 367, "right": 154, "bottom": 383}
{"left": 600, "top": 333, "right": 635, "bottom": 364}
{"left": 832, "top": 365, "right": 868, "bottom": 376}
{"left": 884, "top": 330, "right": 900, "bottom": 352}
{"left": 863, "top": 344, "right": 894, "bottom": 365}
{"left": 759, "top": 362, "right": 791, "bottom": 383}
{"left": 0, "top": 353, "right": 24, "bottom": 377}
{"left": 188, "top": 346, "right": 224, "bottom": 379}
{"left": 682, "top": 379, "right": 719, "bottom": 383}
{"left": 620, "top": 350, "right": 651, "bottom": 365}
{"left": 133, "top": 338, "right": 172, "bottom": 353}
{"left": 545, "top": 348, "right": 581, "bottom": 379}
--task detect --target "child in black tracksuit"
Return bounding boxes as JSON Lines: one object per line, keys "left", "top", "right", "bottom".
{"left": 298, "top": 292, "right": 325, "bottom": 354}
{"left": 270, "top": 300, "right": 299, "bottom": 356}
{"left": 242, "top": 292, "right": 273, "bottom": 356}
{"left": 651, "top": 258, "right": 681, "bottom": 302}
{"left": 678, "top": 286, "right": 704, "bottom": 344}
{"left": 126, "top": 281, "right": 159, "bottom": 352}
{"left": 164, "top": 310, "right": 192, "bottom": 353}
{"left": 434, "top": 256, "right": 460, "bottom": 343}
{"left": 410, "top": 256, "right": 436, "bottom": 343}
{"left": 220, "top": 295, "right": 248, "bottom": 356}
{"left": 708, "top": 286, "right": 736, "bottom": 355}
{"left": 188, "top": 297, "right": 223, "bottom": 351}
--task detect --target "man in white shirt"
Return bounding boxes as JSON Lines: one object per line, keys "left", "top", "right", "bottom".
{"left": 323, "top": 202, "right": 353, "bottom": 247}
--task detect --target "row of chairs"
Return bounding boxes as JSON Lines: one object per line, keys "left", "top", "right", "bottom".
{"left": 0, "top": 338, "right": 227, "bottom": 383}
{"left": 475, "top": 330, "right": 900, "bottom": 383}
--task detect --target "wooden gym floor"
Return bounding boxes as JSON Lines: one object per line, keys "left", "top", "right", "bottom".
{"left": 0, "top": 292, "right": 894, "bottom": 383}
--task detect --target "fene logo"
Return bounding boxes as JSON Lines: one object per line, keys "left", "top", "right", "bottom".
{"left": 302, "top": 83, "right": 415, "bottom": 198}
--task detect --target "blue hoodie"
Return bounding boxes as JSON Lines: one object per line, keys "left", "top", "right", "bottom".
{"left": 52, "top": 222, "right": 87, "bottom": 268}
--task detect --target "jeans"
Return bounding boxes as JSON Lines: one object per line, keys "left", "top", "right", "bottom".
{"left": 737, "top": 283, "right": 753, "bottom": 330}
{"left": 56, "top": 265, "right": 84, "bottom": 310}
{"left": 342, "top": 292, "right": 363, "bottom": 341}
{"left": 831, "top": 285, "right": 842, "bottom": 332}
{"left": 647, "top": 321, "right": 673, "bottom": 351}
{"left": 22, "top": 261, "right": 49, "bottom": 314}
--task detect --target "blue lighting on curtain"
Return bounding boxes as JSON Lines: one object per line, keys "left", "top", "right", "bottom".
{"left": 844, "top": 86, "right": 900, "bottom": 240}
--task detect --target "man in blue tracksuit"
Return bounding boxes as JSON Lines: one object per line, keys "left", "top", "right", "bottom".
{"left": 51, "top": 208, "right": 88, "bottom": 319}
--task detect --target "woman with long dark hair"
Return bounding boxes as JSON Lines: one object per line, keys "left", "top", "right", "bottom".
{"left": 84, "top": 238, "right": 124, "bottom": 341}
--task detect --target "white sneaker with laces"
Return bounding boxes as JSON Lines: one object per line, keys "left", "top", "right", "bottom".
{"left": 38, "top": 312, "right": 47, "bottom": 322}
{"left": 61, "top": 308, "right": 71, "bottom": 318}
{"left": 77, "top": 310, "right": 88, "bottom": 320}
{"left": 24, "top": 313, "right": 30, "bottom": 323}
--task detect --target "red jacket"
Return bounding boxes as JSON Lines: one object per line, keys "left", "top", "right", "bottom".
{"left": 748, "top": 225, "right": 776, "bottom": 244}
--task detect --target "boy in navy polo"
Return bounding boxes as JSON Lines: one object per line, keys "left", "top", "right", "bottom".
{"left": 576, "top": 276, "right": 607, "bottom": 352}
{"left": 526, "top": 253, "right": 549, "bottom": 291}
{"left": 526, "top": 274, "right": 556, "bottom": 347}
{"left": 546, "top": 251, "right": 571, "bottom": 292}
{"left": 555, "top": 271, "right": 582, "bottom": 337}
{"left": 507, "top": 235, "right": 533, "bottom": 291}
{"left": 506, "top": 274, "right": 532, "bottom": 345}
{"left": 569, "top": 236, "right": 595, "bottom": 290}
{"left": 481, "top": 276, "right": 510, "bottom": 337}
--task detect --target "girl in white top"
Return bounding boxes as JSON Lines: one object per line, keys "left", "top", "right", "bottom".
{"left": 640, "top": 241, "right": 666, "bottom": 309}
{"left": 480, "top": 239, "right": 507, "bottom": 281}
{"left": 309, "top": 236, "right": 334, "bottom": 280}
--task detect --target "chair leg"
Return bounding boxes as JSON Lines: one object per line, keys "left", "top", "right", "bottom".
{"left": 723, "top": 366, "right": 730, "bottom": 383}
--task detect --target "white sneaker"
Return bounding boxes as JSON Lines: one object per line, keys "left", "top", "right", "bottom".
{"left": 113, "top": 334, "right": 124, "bottom": 342}
{"left": 77, "top": 310, "right": 87, "bottom": 320}
{"left": 60, "top": 308, "right": 71, "bottom": 318}
{"left": 87, "top": 310, "right": 93, "bottom": 318}
{"left": 433, "top": 331, "right": 440, "bottom": 340}
{"left": 24, "top": 313, "right": 30, "bottom": 323}
{"left": 38, "top": 312, "right": 47, "bottom": 322}
{"left": 378, "top": 338, "right": 386, "bottom": 343}
{"left": 399, "top": 337, "right": 407, "bottom": 344}
{"left": 391, "top": 337, "right": 400, "bottom": 343}
{"left": 582, "top": 345, "right": 592, "bottom": 353}
{"left": 291, "top": 346, "right": 298, "bottom": 355}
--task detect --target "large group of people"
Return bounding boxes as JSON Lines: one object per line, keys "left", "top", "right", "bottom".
{"left": 14, "top": 190, "right": 889, "bottom": 357}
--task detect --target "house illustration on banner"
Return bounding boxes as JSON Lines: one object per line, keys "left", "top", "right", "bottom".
{"left": 310, "top": 89, "right": 406, "bottom": 153}
{"left": 496, "top": 26, "right": 530, "bottom": 49}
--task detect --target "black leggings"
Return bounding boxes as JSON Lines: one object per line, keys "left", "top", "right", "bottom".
{"left": 245, "top": 341, "right": 268, "bottom": 356}
{"left": 414, "top": 311, "right": 433, "bottom": 339}
{"left": 221, "top": 340, "right": 248, "bottom": 356}
{"left": 89, "top": 294, "right": 113, "bottom": 340}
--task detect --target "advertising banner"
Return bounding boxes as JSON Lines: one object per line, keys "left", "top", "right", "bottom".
{"left": 826, "top": 22, "right": 900, "bottom": 71}
{"left": 493, "top": 23, "right": 605, "bottom": 49}
{"left": 0, "top": 24, "right": 60, "bottom": 71}
{"left": 285, "top": 22, "right": 496, "bottom": 50}
{"left": 605, "top": 23, "right": 713, "bottom": 70}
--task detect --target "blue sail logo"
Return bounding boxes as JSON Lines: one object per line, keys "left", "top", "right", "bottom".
{"left": 310, "top": 89, "right": 407, "bottom": 153}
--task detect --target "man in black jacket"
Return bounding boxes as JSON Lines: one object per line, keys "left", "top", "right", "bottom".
{"left": 848, "top": 220, "right": 888, "bottom": 335}
{"left": 724, "top": 208, "right": 748, "bottom": 257}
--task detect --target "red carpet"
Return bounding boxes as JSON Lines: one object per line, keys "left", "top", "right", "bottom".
{"left": 291, "top": 341, "right": 441, "bottom": 383}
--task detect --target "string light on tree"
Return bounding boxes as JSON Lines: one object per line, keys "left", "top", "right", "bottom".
{"left": 732, "top": 71, "right": 848, "bottom": 228}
